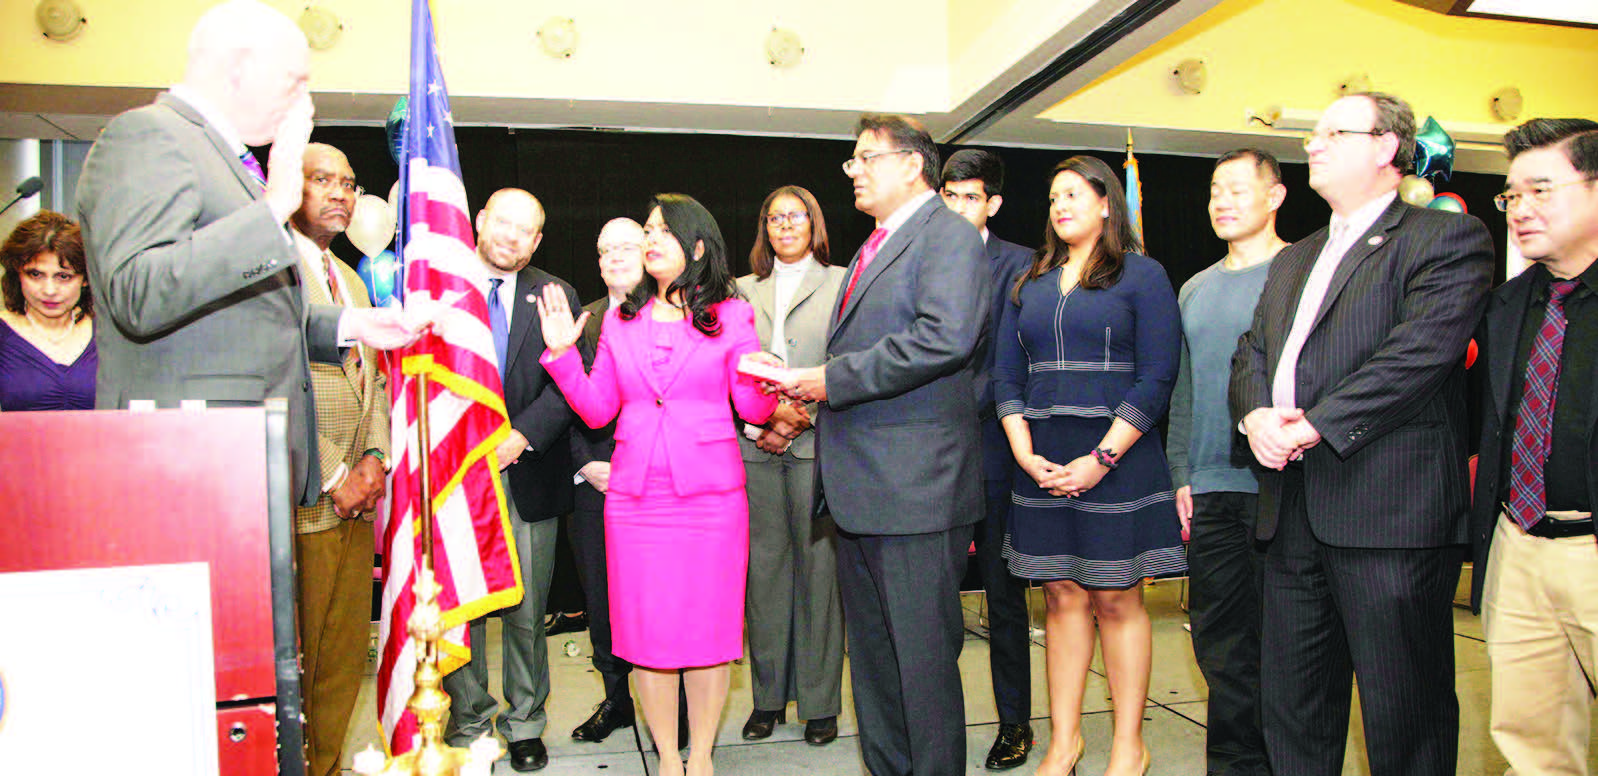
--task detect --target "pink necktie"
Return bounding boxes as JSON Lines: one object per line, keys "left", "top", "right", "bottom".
{"left": 839, "top": 228, "right": 888, "bottom": 316}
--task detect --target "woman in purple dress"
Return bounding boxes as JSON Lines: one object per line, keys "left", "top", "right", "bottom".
{"left": 537, "top": 194, "right": 779, "bottom": 776}
{"left": 0, "top": 211, "right": 95, "bottom": 411}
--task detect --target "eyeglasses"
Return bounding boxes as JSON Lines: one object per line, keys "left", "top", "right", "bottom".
{"left": 599, "top": 242, "right": 641, "bottom": 256}
{"left": 842, "top": 149, "right": 912, "bottom": 175}
{"left": 766, "top": 211, "right": 810, "bottom": 227}
{"left": 1495, "top": 178, "right": 1596, "bottom": 212}
{"left": 306, "top": 173, "right": 362, "bottom": 197}
{"left": 1301, "top": 128, "right": 1387, "bottom": 149}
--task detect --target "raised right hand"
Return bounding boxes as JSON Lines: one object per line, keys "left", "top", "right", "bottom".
{"left": 264, "top": 93, "right": 314, "bottom": 225}
{"left": 535, "top": 283, "right": 589, "bottom": 358}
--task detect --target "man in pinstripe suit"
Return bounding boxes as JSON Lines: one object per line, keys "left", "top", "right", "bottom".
{"left": 289, "top": 142, "right": 389, "bottom": 776}
{"left": 1229, "top": 92, "right": 1493, "bottom": 776}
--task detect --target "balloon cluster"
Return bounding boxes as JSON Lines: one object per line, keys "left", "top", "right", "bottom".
{"left": 1398, "top": 117, "right": 1465, "bottom": 213}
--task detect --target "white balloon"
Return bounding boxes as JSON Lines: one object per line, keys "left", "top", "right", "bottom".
{"left": 347, "top": 194, "right": 397, "bottom": 258}
{"left": 1398, "top": 175, "right": 1435, "bottom": 208}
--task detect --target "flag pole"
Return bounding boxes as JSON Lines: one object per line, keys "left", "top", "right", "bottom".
{"left": 353, "top": 372, "right": 498, "bottom": 775}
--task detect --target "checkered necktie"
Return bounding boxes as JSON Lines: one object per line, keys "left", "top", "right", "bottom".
{"left": 1507, "top": 279, "right": 1579, "bottom": 530}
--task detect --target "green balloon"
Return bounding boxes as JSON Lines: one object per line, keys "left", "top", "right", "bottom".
{"left": 385, "top": 97, "right": 408, "bottom": 166}
{"left": 1414, "top": 116, "right": 1455, "bottom": 183}
{"left": 1426, "top": 193, "right": 1465, "bottom": 214}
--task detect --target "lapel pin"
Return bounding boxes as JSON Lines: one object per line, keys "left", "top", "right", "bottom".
{"left": 1368, "top": 236, "right": 1384, "bottom": 246}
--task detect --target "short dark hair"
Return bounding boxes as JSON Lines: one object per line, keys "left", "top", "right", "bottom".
{"left": 1354, "top": 91, "right": 1416, "bottom": 173}
{"left": 622, "top": 193, "right": 737, "bottom": 337}
{"left": 940, "top": 149, "right": 1005, "bottom": 197}
{"left": 749, "top": 185, "right": 831, "bottom": 280}
{"left": 1214, "top": 147, "right": 1282, "bottom": 185}
{"left": 1504, "top": 119, "right": 1598, "bottom": 178}
{"left": 854, "top": 113, "right": 940, "bottom": 190}
{"left": 1, "top": 210, "right": 91, "bottom": 318}
{"left": 1015, "top": 155, "right": 1142, "bottom": 301}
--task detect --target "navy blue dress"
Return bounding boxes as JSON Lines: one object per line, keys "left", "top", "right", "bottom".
{"left": 993, "top": 253, "right": 1187, "bottom": 587}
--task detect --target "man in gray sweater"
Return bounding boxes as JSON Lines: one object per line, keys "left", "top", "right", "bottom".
{"left": 1168, "top": 148, "right": 1289, "bottom": 776}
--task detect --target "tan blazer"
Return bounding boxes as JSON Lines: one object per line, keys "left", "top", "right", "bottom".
{"left": 293, "top": 246, "right": 390, "bottom": 535}
{"left": 736, "top": 263, "right": 847, "bottom": 461}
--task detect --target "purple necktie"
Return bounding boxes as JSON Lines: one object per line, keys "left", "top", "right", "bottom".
{"left": 239, "top": 151, "right": 267, "bottom": 189}
{"left": 1507, "top": 279, "right": 1579, "bottom": 530}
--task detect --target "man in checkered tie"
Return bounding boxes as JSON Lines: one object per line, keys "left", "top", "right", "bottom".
{"left": 1469, "top": 118, "right": 1598, "bottom": 776}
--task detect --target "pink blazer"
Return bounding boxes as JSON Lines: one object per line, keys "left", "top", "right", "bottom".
{"left": 541, "top": 298, "right": 778, "bottom": 497}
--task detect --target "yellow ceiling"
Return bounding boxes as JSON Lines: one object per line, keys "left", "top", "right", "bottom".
{"left": 1040, "top": 0, "right": 1598, "bottom": 135}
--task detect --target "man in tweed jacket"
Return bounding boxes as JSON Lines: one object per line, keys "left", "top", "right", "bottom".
{"left": 289, "top": 143, "right": 390, "bottom": 776}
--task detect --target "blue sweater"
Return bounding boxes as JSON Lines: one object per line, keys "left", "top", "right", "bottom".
{"left": 1167, "top": 258, "right": 1271, "bottom": 494}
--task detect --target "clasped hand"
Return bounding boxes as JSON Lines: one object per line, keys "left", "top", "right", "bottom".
{"left": 1243, "top": 407, "right": 1321, "bottom": 470}
{"left": 1020, "top": 453, "right": 1107, "bottom": 498}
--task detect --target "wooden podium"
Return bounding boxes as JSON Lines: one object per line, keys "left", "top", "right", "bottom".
{"left": 0, "top": 402, "right": 305, "bottom": 776}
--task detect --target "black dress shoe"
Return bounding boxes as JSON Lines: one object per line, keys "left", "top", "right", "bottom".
{"left": 572, "top": 697, "right": 635, "bottom": 742}
{"left": 803, "top": 716, "right": 838, "bottom": 746}
{"left": 545, "top": 612, "right": 588, "bottom": 636}
{"left": 984, "top": 722, "right": 1034, "bottom": 770}
{"left": 508, "top": 738, "right": 549, "bottom": 772}
{"left": 741, "top": 708, "right": 785, "bottom": 740}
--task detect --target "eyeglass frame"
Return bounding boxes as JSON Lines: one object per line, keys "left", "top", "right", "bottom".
{"left": 598, "top": 241, "right": 642, "bottom": 256}
{"left": 1494, "top": 177, "right": 1597, "bottom": 213}
{"left": 305, "top": 172, "right": 363, "bottom": 198}
{"left": 841, "top": 148, "right": 913, "bottom": 175}
{"left": 765, "top": 210, "right": 811, "bottom": 227}
{"left": 1301, "top": 128, "right": 1388, "bottom": 149}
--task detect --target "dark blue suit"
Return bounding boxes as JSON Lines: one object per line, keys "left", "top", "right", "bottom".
{"left": 973, "top": 233, "right": 1034, "bottom": 726}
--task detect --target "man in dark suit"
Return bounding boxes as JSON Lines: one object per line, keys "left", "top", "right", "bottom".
{"left": 1470, "top": 119, "right": 1598, "bottom": 775}
{"left": 567, "top": 216, "right": 645, "bottom": 742}
{"left": 442, "top": 189, "right": 580, "bottom": 772}
{"left": 784, "top": 113, "right": 991, "bottom": 776}
{"left": 938, "top": 149, "right": 1035, "bottom": 771}
{"left": 1228, "top": 92, "right": 1493, "bottom": 776}
{"left": 75, "top": 0, "right": 421, "bottom": 509}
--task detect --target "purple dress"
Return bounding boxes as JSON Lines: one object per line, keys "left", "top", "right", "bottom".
{"left": 0, "top": 319, "right": 96, "bottom": 411}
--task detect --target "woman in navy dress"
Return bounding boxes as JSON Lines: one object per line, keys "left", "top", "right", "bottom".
{"left": 0, "top": 211, "right": 96, "bottom": 411}
{"left": 994, "top": 156, "right": 1185, "bottom": 776}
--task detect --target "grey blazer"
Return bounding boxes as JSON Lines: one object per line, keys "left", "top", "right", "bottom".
{"left": 815, "top": 195, "right": 991, "bottom": 535}
{"left": 76, "top": 92, "right": 343, "bottom": 507}
{"left": 736, "top": 263, "right": 847, "bottom": 461}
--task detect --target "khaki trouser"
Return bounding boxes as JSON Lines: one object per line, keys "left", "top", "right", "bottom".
{"left": 1484, "top": 511, "right": 1598, "bottom": 776}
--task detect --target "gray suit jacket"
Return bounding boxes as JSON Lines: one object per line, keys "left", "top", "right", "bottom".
{"left": 76, "top": 92, "right": 343, "bottom": 507}
{"left": 816, "top": 195, "right": 991, "bottom": 535}
{"left": 736, "top": 263, "right": 847, "bottom": 461}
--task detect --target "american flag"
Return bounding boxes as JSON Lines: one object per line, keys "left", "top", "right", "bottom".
{"left": 377, "top": 0, "right": 523, "bottom": 755}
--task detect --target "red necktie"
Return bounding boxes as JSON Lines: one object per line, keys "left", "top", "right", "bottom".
{"left": 1507, "top": 279, "right": 1579, "bottom": 530}
{"left": 839, "top": 228, "right": 888, "bottom": 316}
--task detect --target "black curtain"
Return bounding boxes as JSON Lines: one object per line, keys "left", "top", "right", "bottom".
{"left": 312, "top": 125, "right": 1511, "bottom": 304}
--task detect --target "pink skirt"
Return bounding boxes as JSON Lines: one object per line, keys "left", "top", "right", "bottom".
{"left": 604, "top": 464, "right": 749, "bottom": 669}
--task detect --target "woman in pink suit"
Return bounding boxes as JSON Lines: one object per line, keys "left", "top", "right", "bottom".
{"left": 537, "top": 193, "right": 779, "bottom": 776}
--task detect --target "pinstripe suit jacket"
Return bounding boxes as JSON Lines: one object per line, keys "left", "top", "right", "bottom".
{"left": 293, "top": 243, "right": 389, "bottom": 535}
{"left": 1229, "top": 198, "right": 1493, "bottom": 547}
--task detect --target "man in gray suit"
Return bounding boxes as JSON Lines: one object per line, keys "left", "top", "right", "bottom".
{"left": 75, "top": 0, "right": 420, "bottom": 508}
{"left": 784, "top": 113, "right": 991, "bottom": 776}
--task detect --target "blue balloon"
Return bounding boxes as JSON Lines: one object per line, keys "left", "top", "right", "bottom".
{"left": 356, "top": 249, "right": 402, "bottom": 307}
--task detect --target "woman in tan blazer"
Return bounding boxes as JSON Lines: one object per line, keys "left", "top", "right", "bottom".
{"left": 735, "top": 186, "right": 849, "bottom": 746}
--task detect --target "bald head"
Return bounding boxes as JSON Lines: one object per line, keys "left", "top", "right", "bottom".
{"left": 293, "top": 143, "right": 357, "bottom": 248}
{"left": 596, "top": 218, "right": 645, "bottom": 297}
{"left": 183, "top": 0, "right": 310, "bottom": 146}
{"left": 475, "top": 189, "right": 545, "bottom": 274}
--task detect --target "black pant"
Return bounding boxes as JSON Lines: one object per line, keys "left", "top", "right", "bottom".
{"left": 1261, "top": 470, "right": 1461, "bottom": 776}
{"left": 569, "top": 499, "right": 631, "bottom": 702}
{"left": 837, "top": 523, "right": 974, "bottom": 776}
{"left": 1188, "top": 492, "right": 1269, "bottom": 776}
{"left": 976, "top": 477, "right": 1032, "bottom": 725}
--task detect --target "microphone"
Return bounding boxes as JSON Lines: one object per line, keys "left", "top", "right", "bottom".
{"left": 0, "top": 176, "right": 45, "bottom": 218}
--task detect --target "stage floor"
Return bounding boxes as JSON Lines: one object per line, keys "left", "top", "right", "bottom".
{"left": 338, "top": 570, "right": 1561, "bottom": 775}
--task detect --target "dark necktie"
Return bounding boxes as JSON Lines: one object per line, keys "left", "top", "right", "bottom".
{"left": 1507, "top": 279, "right": 1579, "bottom": 530}
{"left": 487, "top": 278, "right": 508, "bottom": 379}
{"left": 839, "top": 228, "right": 888, "bottom": 316}
{"left": 239, "top": 151, "right": 267, "bottom": 189}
